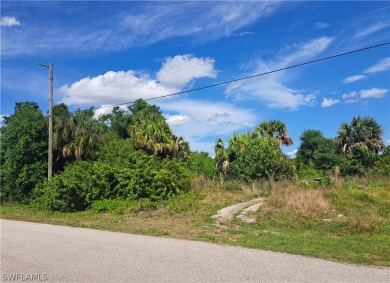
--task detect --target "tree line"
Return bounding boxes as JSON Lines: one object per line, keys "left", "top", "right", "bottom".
{"left": 1, "top": 100, "right": 388, "bottom": 211}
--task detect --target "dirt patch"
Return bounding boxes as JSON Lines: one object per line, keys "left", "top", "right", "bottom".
{"left": 212, "top": 198, "right": 264, "bottom": 225}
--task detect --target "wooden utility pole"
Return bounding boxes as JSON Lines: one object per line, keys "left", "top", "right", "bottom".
{"left": 39, "top": 63, "right": 53, "bottom": 181}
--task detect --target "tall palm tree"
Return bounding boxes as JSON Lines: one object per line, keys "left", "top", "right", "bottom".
{"left": 214, "top": 138, "right": 229, "bottom": 174}
{"left": 173, "top": 135, "right": 191, "bottom": 159}
{"left": 256, "top": 120, "right": 293, "bottom": 146}
{"left": 128, "top": 111, "right": 181, "bottom": 158}
{"left": 62, "top": 109, "right": 105, "bottom": 160}
{"left": 338, "top": 116, "right": 384, "bottom": 154}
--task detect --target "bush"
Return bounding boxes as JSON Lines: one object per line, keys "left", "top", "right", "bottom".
{"left": 369, "top": 146, "right": 390, "bottom": 176}
{"left": 34, "top": 147, "right": 192, "bottom": 212}
{"left": 188, "top": 151, "right": 216, "bottom": 179}
{"left": 339, "top": 147, "right": 379, "bottom": 176}
{"left": 297, "top": 165, "right": 325, "bottom": 180}
{"left": 33, "top": 161, "right": 114, "bottom": 212}
{"left": 229, "top": 135, "right": 296, "bottom": 181}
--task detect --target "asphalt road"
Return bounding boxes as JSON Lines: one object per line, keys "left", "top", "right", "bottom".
{"left": 1, "top": 219, "right": 389, "bottom": 282}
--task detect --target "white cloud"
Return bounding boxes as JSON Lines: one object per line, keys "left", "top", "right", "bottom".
{"left": 342, "top": 91, "right": 357, "bottom": 99}
{"left": 93, "top": 104, "right": 130, "bottom": 119}
{"left": 286, "top": 149, "right": 297, "bottom": 158}
{"left": 321, "top": 98, "right": 340, "bottom": 108}
{"left": 160, "top": 98, "right": 258, "bottom": 155}
{"left": 165, "top": 114, "right": 191, "bottom": 126}
{"left": 360, "top": 88, "right": 388, "bottom": 99}
{"left": 59, "top": 54, "right": 257, "bottom": 155}
{"left": 1, "top": 2, "right": 281, "bottom": 56}
{"left": 228, "top": 31, "right": 255, "bottom": 37}
{"left": 353, "top": 22, "right": 389, "bottom": 39}
{"left": 344, "top": 99, "right": 359, "bottom": 104}
{"left": 226, "top": 36, "right": 333, "bottom": 110}
{"left": 157, "top": 55, "right": 216, "bottom": 92}
{"left": 313, "top": 22, "right": 329, "bottom": 30}
{"left": 342, "top": 57, "right": 390, "bottom": 86}
{"left": 1, "top": 16, "right": 20, "bottom": 27}
{"left": 60, "top": 55, "right": 216, "bottom": 106}
{"left": 60, "top": 70, "right": 170, "bottom": 106}
{"left": 343, "top": 75, "right": 365, "bottom": 84}
{"left": 364, "top": 57, "right": 390, "bottom": 74}
{"left": 159, "top": 99, "right": 257, "bottom": 148}
{"left": 386, "top": 139, "right": 390, "bottom": 145}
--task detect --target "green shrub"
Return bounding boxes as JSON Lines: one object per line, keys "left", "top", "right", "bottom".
{"left": 34, "top": 149, "right": 192, "bottom": 212}
{"left": 340, "top": 148, "right": 379, "bottom": 176}
{"left": 188, "top": 152, "right": 216, "bottom": 179}
{"left": 297, "top": 165, "right": 325, "bottom": 180}
{"left": 229, "top": 134, "right": 296, "bottom": 181}
{"left": 369, "top": 146, "right": 390, "bottom": 176}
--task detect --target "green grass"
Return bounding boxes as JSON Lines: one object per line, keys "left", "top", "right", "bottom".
{"left": 1, "top": 177, "right": 389, "bottom": 266}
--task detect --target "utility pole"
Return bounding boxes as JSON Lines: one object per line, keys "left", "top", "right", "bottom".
{"left": 39, "top": 63, "right": 53, "bottom": 181}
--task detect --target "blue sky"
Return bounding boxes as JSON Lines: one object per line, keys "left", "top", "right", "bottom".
{"left": 1, "top": 1, "right": 390, "bottom": 156}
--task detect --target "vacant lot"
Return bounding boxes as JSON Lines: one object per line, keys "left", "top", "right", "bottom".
{"left": 1, "top": 176, "right": 389, "bottom": 266}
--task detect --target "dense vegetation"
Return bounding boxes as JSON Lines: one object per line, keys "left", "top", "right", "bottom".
{"left": 1, "top": 100, "right": 388, "bottom": 213}
{"left": 1, "top": 100, "right": 389, "bottom": 265}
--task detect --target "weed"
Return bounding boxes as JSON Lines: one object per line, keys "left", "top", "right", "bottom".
{"left": 259, "top": 188, "right": 334, "bottom": 228}
{"left": 2, "top": 176, "right": 390, "bottom": 266}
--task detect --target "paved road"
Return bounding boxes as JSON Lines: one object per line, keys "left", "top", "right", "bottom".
{"left": 1, "top": 219, "right": 389, "bottom": 282}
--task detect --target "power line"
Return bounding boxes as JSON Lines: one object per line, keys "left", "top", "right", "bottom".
{"left": 59, "top": 4, "right": 390, "bottom": 99}
{"left": 62, "top": 62, "right": 211, "bottom": 98}
{"left": 94, "top": 41, "right": 390, "bottom": 110}
{"left": 2, "top": 4, "right": 389, "bottom": 86}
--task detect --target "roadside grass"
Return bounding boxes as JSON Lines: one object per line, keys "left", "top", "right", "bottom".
{"left": 1, "top": 176, "right": 389, "bottom": 266}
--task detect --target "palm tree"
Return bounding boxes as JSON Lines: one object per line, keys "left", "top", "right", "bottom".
{"left": 214, "top": 138, "right": 229, "bottom": 174}
{"left": 256, "top": 120, "right": 293, "bottom": 146}
{"left": 128, "top": 111, "right": 181, "bottom": 158}
{"left": 62, "top": 108, "right": 105, "bottom": 160}
{"left": 338, "top": 116, "right": 384, "bottom": 154}
{"left": 173, "top": 135, "right": 191, "bottom": 159}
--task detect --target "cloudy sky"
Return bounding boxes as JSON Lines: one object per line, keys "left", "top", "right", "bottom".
{"left": 1, "top": 1, "right": 389, "bottom": 156}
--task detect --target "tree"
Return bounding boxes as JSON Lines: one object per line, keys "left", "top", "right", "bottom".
{"left": 215, "top": 132, "right": 295, "bottom": 181}
{"left": 99, "top": 106, "right": 132, "bottom": 139}
{"left": 61, "top": 108, "right": 106, "bottom": 161}
{"left": 312, "top": 138, "right": 340, "bottom": 171}
{"left": 337, "top": 116, "right": 384, "bottom": 176}
{"left": 296, "top": 130, "right": 324, "bottom": 166}
{"left": 256, "top": 120, "right": 293, "bottom": 146}
{"left": 228, "top": 132, "right": 295, "bottom": 181}
{"left": 52, "top": 103, "right": 73, "bottom": 172}
{"left": 0, "top": 102, "right": 47, "bottom": 202}
{"left": 188, "top": 151, "right": 216, "bottom": 178}
{"left": 173, "top": 135, "right": 191, "bottom": 160}
{"left": 337, "top": 116, "right": 384, "bottom": 154}
{"left": 214, "top": 138, "right": 229, "bottom": 174}
{"left": 127, "top": 99, "right": 189, "bottom": 159}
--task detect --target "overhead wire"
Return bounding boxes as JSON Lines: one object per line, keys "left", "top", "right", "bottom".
{"left": 3, "top": 4, "right": 390, "bottom": 116}
{"left": 61, "top": 4, "right": 390, "bottom": 99}
{"left": 91, "top": 41, "right": 390, "bottom": 110}
{"left": 2, "top": 3, "right": 389, "bottom": 86}
{"left": 61, "top": 62, "right": 211, "bottom": 98}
